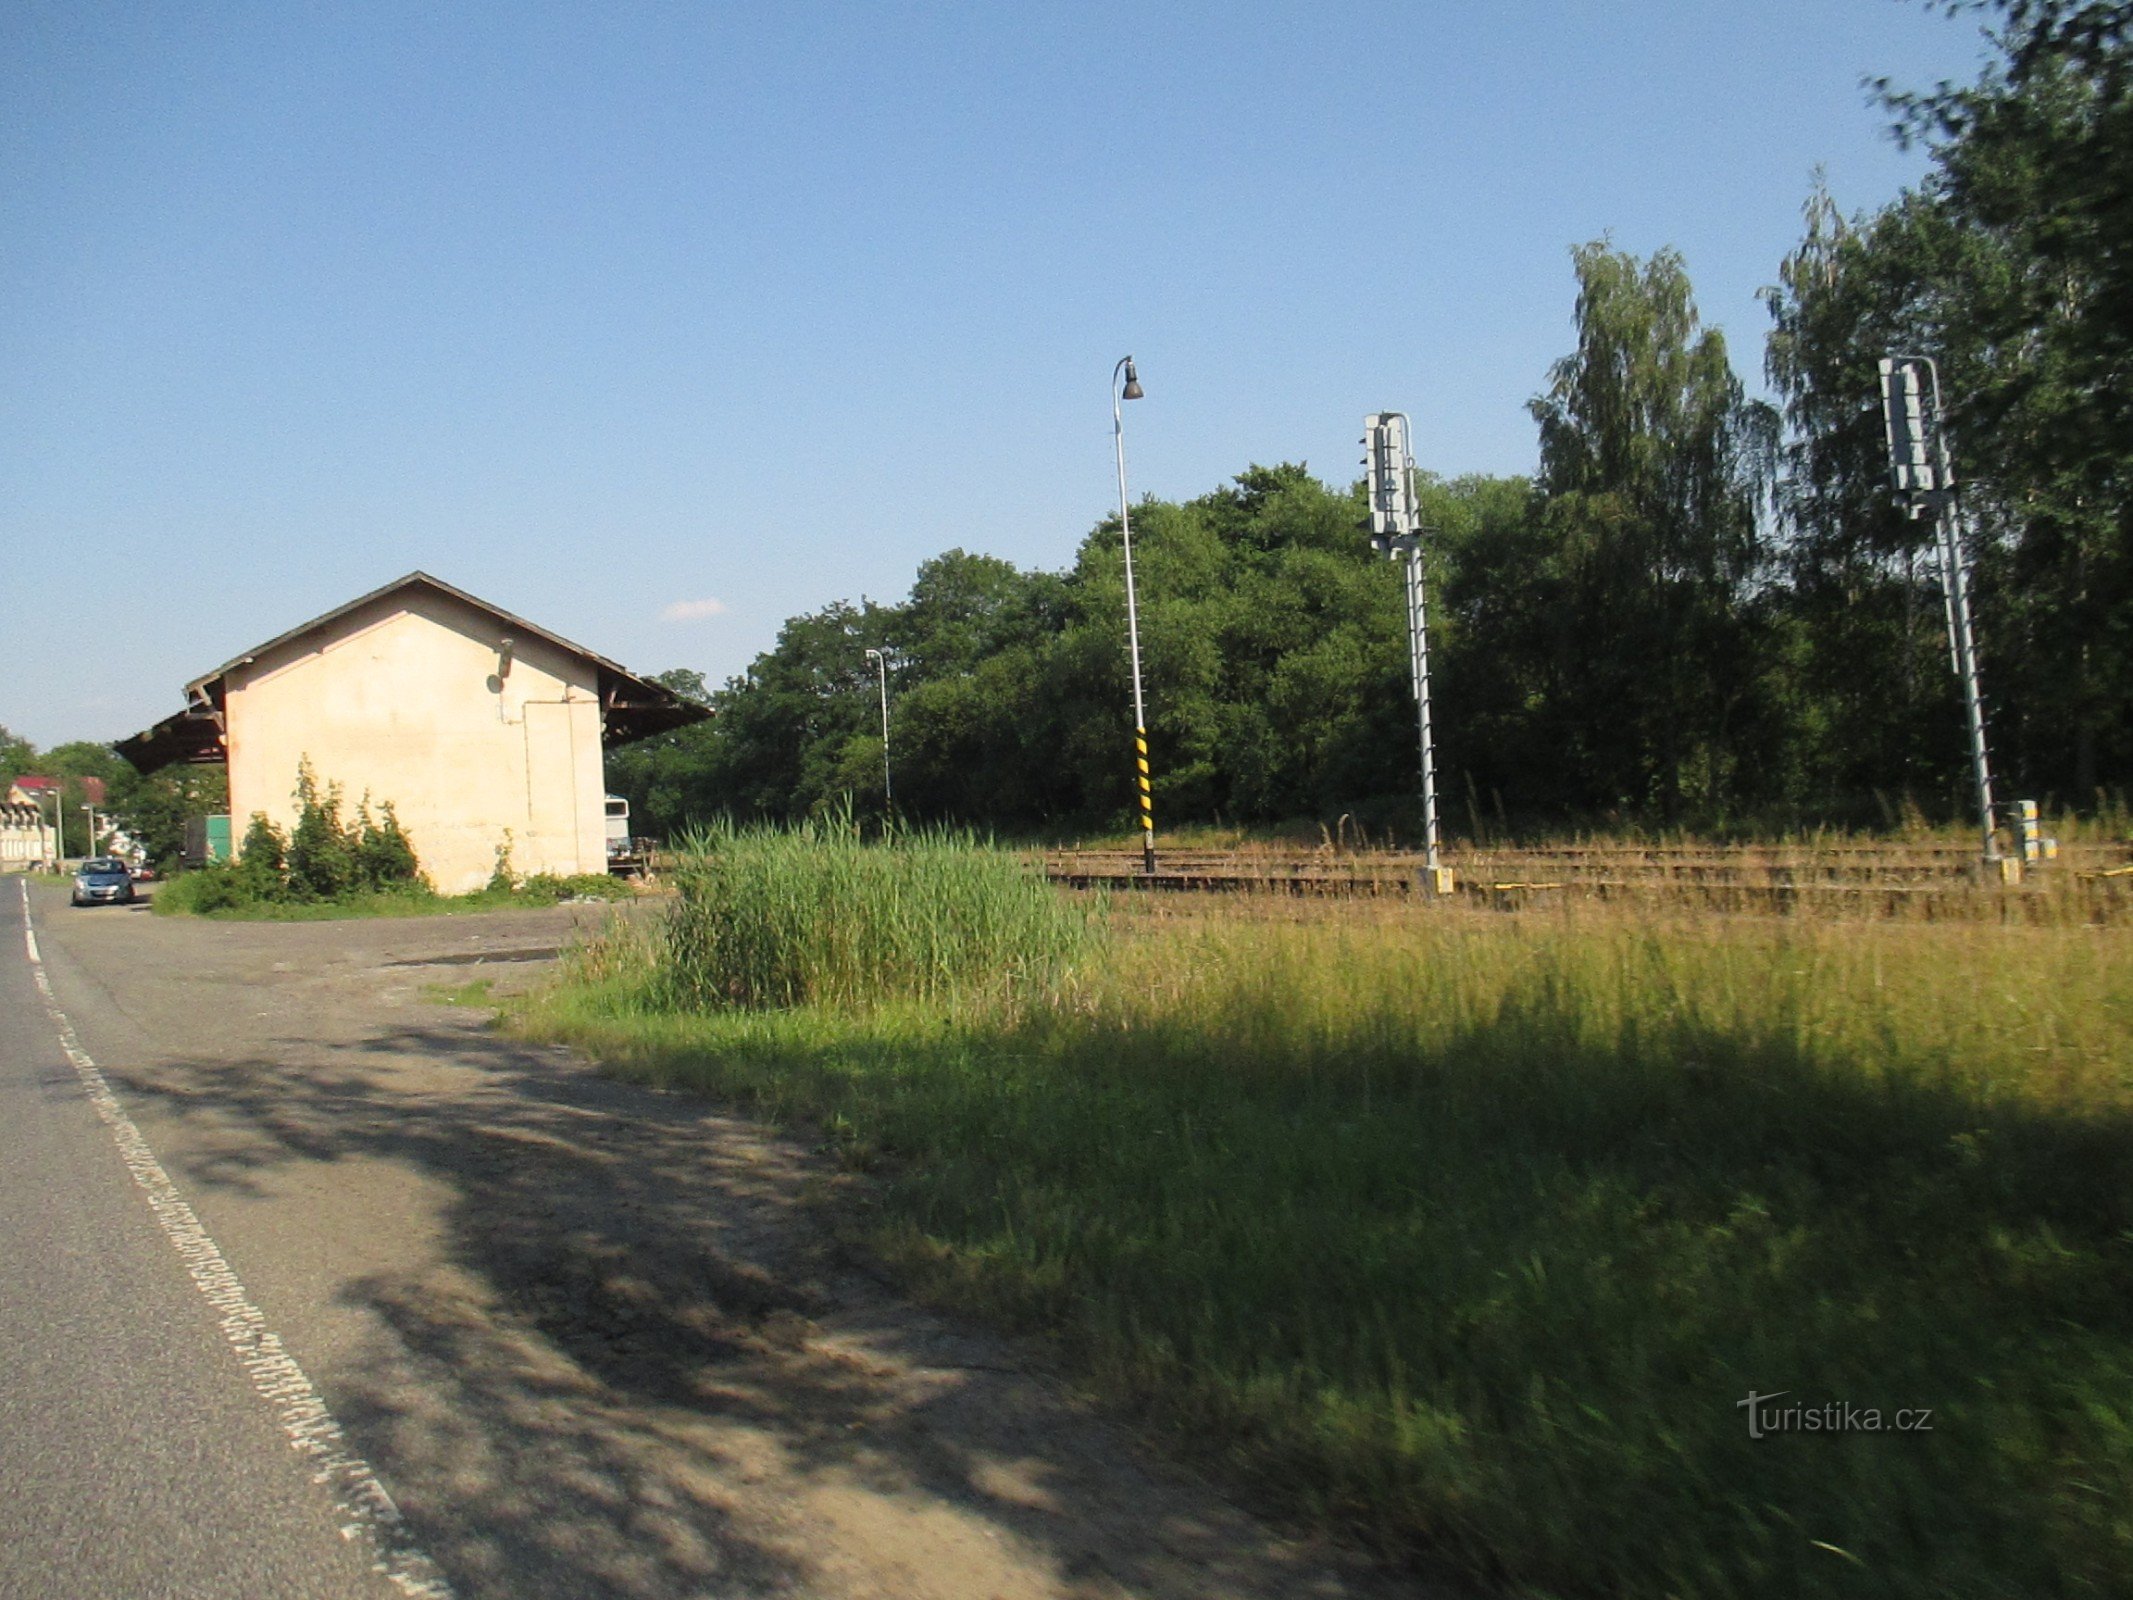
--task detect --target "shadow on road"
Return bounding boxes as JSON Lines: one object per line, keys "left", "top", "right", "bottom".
{"left": 111, "top": 1013, "right": 1400, "bottom": 1600}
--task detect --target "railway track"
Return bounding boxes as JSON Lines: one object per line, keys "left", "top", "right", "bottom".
{"left": 1036, "top": 843, "right": 2133, "bottom": 918}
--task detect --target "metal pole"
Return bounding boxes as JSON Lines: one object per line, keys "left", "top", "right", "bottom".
{"left": 1402, "top": 538, "right": 1443, "bottom": 873}
{"left": 1882, "top": 354, "right": 1999, "bottom": 871}
{"left": 1113, "top": 356, "right": 1155, "bottom": 875}
{"left": 1918, "top": 357, "right": 1997, "bottom": 867}
{"left": 865, "top": 648, "right": 893, "bottom": 810}
{"left": 1367, "top": 412, "right": 1445, "bottom": 884}
{"left": 52, "top": 790, "right": 63, "bottom": 866}
{"left": 1938, "top": 501, "right": 1998, "bottom": 864}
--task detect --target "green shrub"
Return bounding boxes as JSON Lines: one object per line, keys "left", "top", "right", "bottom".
{"left": 488, "top": 830, "right": 518, "bottom": 893}
{"left": 286, "top": 760, "right": 357, "bottom": 900}
{"left": 155, "top": 816, "right": 288, "bottom": 912}
{"left": 516, "top": 872, "right": 634, "bottom": 906}
{"left": 161, "top": 762, "right": 429, "bottom": 913}
{"left": 352, "top": 797, "right": 420, "bottom": 890}
{"left": 156, "top": 859, "right": 271, "bottom": 914}
{"left": 658, "top": 816, "right": 1096, "bottom": 1011}
{"left": 239, "top": 811, "right": 287, "bottom": 875}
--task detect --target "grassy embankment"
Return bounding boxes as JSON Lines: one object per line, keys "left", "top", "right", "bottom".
{"left": 153, "top": 869, "right": 637, "bottom": 920}
{"left": 516, "top": 821, "right": 2133, "bottom": 1600}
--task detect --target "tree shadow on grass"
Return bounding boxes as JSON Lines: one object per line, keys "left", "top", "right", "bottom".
{"left": 904, "top": 992, "right": 2133, "bottom": 1600}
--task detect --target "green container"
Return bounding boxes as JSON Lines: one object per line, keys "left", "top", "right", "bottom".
{"left": 181, "top": 814, "right": 231, "bottom": 866}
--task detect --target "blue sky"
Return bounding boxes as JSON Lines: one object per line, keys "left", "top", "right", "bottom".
{"left": 2, "top": 2, "right": 1994, "bottom": 750}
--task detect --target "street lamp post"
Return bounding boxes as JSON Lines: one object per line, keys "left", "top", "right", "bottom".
{"left": 1112, "top": 355, "right": 1156, "bottom": 875}
{"left": 45, "top": 789, "right": 64, "bottom": 869}
{"left": 863, "top": 647, "right": 893, "bottom": 811}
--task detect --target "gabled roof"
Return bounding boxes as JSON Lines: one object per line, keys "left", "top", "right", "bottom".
{"left": 118, "top": 571, "right": 710, "bottom": 775}
{"left": 9, "top": 774, "right": 105, "bottom": 803}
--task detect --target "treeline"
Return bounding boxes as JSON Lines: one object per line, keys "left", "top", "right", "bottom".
{"left": 617, "top": 4, "right": 2131, "bottom": 841}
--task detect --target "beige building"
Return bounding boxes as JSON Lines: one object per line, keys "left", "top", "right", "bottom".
{"left": 2, "top": 789, "right": 55, "bottom": 871}
{"left": 118, "top": 573, "right": 706, "bottom": 893}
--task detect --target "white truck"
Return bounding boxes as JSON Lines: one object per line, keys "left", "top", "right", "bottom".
{"left": 604, "top": 795, "right": 642, "bottom": 876}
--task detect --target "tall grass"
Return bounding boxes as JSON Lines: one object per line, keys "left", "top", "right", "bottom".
{"left": 658, "top": 816, "right": 1096, "bottom": 1010}
{"left": 522, "top": 849, "right": 2133, "bottom": 1599}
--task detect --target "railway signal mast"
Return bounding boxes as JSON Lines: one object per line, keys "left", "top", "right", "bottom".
{"left": 1363, "top": 412, "right": 1453, "bottom": 895}
{"left": 1878, "top": 355, "right": 2000, "bottom": 872}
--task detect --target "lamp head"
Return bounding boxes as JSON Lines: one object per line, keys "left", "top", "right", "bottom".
{"left": 1120, "top": 357, "right": 1143, "bottom": 401}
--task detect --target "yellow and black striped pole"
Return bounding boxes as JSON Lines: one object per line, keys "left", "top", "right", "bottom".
{"left": 1134, "top": 723, "right": 1155, "bottom": 873}
{"left": 1113, "top": 356, "right": 1156, "bottom": 875}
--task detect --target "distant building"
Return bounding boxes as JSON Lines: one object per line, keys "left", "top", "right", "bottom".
{"left": 2, "top": 785, "right": 55, "bottom": 871}
{"left": 118, "top": 572, "right": 707, "bottom": 893}
{"left": 12, "top": 774, "right": 106, "bottom": 806}
{"left": 3, "top": 776, "right": 107, "bottom": 869}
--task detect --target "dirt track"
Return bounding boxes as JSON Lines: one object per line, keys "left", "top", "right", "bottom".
{"left": 25, "top": 884, "right": 1447, "bottom": 1600}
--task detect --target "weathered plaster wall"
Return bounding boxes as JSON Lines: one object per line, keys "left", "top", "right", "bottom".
{"left": 223, "top": 589, "right": 607, "bottom": 893}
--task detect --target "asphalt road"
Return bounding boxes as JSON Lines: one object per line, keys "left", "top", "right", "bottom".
{"left": 0, "top": 878, "right": 1437, "bottom": 1600}
{"left": 0, "top": 882, "right": 410, "bottom": 1600}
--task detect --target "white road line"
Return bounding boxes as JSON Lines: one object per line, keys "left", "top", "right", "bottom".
{"left": 17, "top": 881, "right": 455, "bottom": 1600}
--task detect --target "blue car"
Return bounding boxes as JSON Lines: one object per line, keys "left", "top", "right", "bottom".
{"left": 71, "top": 857, "right": 136, "bottom": 907}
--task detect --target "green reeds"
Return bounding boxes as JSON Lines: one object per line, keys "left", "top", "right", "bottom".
{"left": 656, "top": 815, "right": 1097, "bottom": 1011}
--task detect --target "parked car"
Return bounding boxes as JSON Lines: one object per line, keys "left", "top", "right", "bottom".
{"left": 72, "top": 858, "right": 136, "bottom": 907}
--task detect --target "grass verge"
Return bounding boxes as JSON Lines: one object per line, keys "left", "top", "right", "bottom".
{"left": 515, "top": 851, "right": 2133, "bottom": 1599}
{"left": 154, "top": 870, "right": 637, "bottom": 920}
